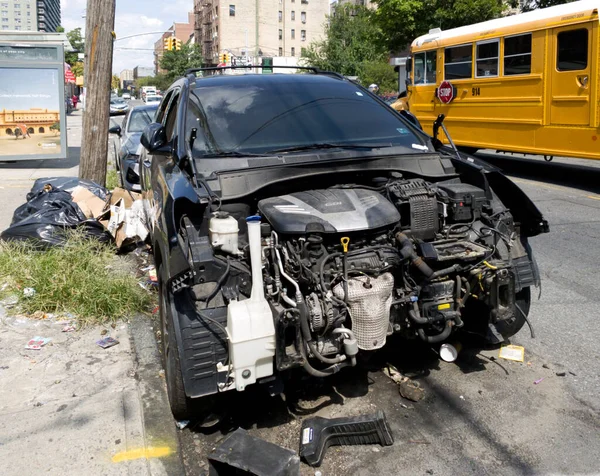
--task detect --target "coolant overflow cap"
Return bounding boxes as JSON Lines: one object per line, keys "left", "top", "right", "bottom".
{"left": 246, "top": 215, "right": 261, "bottom": 223}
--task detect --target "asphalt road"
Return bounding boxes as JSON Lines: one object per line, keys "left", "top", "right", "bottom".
{"left": 177, "top": 154, "right": 600, "bottom": 476}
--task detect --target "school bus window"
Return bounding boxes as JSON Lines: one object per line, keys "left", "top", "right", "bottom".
{"left": 557, "top": 29, "right": 588, "bottom": 71}
{"left": 444, "top": 44, "right": 472, "bottom": 80}
{"left": 413, "top": 51, "right": 436, "bottom": 85}
{"left": 504, "top": 33, "right": 532, "bottom": 75}
{"left": 476, "top": 39, "right": 499, "bottom": 77}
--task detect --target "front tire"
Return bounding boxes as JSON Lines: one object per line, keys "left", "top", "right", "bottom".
{"left": 158, "top": 265, "right": 193, "bottom": 420}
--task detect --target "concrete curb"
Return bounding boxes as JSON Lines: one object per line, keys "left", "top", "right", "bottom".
{"left": 129, "top": 314, "right": 186, "bottom": 476}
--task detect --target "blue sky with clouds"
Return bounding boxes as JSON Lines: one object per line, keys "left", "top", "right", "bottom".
{"left": 60, "top": 0, "right": 193, "bottom": 74}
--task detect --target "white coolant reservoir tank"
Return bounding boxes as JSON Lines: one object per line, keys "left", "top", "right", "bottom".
{"left": 226, "top": 216, "right": 276, "bottom": 391}
{"left": 209, "top": 212, "right": 241, "bottom": 255}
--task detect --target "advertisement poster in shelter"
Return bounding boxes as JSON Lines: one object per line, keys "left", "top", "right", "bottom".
{"left": 0, "top": 43, "right": 67, "bottom": 160}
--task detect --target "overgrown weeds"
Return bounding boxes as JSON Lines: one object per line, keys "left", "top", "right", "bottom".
{"left": 106, "top": 168, "right": 120, "bottom": 191}
{"left": 0, "top": 231, "right": 152, "bottom": 325}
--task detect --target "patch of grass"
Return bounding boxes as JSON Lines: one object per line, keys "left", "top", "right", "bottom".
{"left": 106, "top": 168, "right": 120, "bottom": 191}
{"left": 0, "top": 231, "right": 153, "bottom": 325}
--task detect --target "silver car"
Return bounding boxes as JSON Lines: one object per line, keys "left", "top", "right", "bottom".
{"left": 109, "top": 98, "right": 129, "bottom": 115}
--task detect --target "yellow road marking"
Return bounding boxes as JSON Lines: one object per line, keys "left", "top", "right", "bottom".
{"left": 111, "top": 446, "right": 172, "bottom": 463}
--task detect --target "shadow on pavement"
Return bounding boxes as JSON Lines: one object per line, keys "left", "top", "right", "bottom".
{"left": 476, "top": 153, "right": 600, "bottom": 194}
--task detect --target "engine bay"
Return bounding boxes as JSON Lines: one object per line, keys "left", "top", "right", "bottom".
{"left": 180, "top": 173, "right": 539, "bottom": 391}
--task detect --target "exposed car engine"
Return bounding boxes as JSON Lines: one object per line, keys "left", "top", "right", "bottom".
{"left": 178, "top": 175, "right": 539, "bottom": 394}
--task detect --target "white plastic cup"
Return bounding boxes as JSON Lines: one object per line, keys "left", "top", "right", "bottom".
{"left": 440, "top": 343, "right": 459, "bottom": 362}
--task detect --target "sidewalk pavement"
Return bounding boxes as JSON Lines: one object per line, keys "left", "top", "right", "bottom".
{"left": 0, "top": 111, "right": 184, "bottom": 475}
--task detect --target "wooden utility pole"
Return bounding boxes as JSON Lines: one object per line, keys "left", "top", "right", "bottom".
{"left": 80, "top": 0, "right": 116, "bottom": 185}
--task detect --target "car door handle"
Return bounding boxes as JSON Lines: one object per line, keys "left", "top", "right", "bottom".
{"left": 577, "top": 75, "right": 589, "bottom": 88}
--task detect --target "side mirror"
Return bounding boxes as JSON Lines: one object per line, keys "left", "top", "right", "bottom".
{"left": 141, "top": 123, "right": 170, "bottom": 155}
{"left": 108, "top": 125, "right": 121, "bottom": 136}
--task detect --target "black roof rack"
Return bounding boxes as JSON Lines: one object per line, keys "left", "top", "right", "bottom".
{"left": 184, "top": 65, "right": 345, "bottom": 80}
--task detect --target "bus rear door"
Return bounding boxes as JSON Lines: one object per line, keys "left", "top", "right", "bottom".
{"left": 550, "top": 24, "right": 593, "bottom": 126}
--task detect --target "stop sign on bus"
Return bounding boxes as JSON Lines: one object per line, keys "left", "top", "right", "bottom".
{"left": 437, "top": 80, "right": 455, "bottom": 104}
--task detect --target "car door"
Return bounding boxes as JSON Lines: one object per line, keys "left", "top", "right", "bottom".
{"left": 141, "top": 87, "right": 181, "bottom": 239}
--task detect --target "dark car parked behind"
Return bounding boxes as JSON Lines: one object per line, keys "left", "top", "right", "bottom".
{"left": 139, "top": 68, "right": 548, "bottom": 419}
{"left": 109, "top": 104, "right": 158, "bottom": 191}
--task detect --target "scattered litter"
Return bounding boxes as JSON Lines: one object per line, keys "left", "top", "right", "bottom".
{"left": 372, "top": 447, "right": 380, "bottom": 453}
{"left": 569, "top": 371, "right": 577, "bottom": 376}
{"left": 399, "top": 379, "right": 425, "bottom": 402}
{"left": 534, "top": 377, "right": 545, "bottom": 385}
{"left": 555, "top": 371, "right": 566, "bottom": 377}
{"left": 25, "top": 336, "right": 51, "bottom": 350}
{"left": 23, "top": 287, "right": 36, "bottom": 298}
{"left": 299, "top": 410, "right": 393, "bottom": 467}
{"left": 315, "top": 472, "right": 323, "bottom": 476}
{"left": 96, "top": 337, "right": 119, "bottom": 349}
{"left": 152, "top": 305, "right": 159, "bottom": 314}
{"left": 158, "top": 369, "right": 165, "bottom": 378}
{"left": 100, "top": 329, "right": 108, "bottom": 335}
{"left": 459, "top": 395, "right": 465, "bottom": 400}
{"left": 542, "top": 363, "right": 550, "bottom": 369}
{"left": 33, "top": 401, "right": 44, "bottom": 407}
{"left": 62, "top": 323, "right": 76, "bottom": 332}
{"left": 382, "top": 363, "right": 404, "bottom": 385}
{"left": 176, "top": 420, "right": 190, "bottom": 430}
{"left": 208, "top": 428, "right": 300, "bottom": 475}
{"left": 148, "top": 268, "right": 157, "bottom": 282}
{"left": 400, "top": 403, "right": 409, "bottom": 409}
{"left": 498, "top": 344, "right": 525, "bottom": 362}
{"left": 439, "top": 342, "right": 461, "bottom": 362}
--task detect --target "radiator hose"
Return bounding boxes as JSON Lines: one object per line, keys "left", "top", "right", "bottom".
{"left": 298, "top": 302, "right": 347, "bottom": 365}
{"left": 417, "top": 321, "right": 453, "bottom": 343}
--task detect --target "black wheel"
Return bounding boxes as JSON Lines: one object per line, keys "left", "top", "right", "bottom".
{"left": 158, "top": 264, "right": 193, "bottom": 420}
{"left": 495, "top": 287, "right": 531, "bottom": 339}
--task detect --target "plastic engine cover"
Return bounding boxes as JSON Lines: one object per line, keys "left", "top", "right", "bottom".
{"left": 258, "top": 189, "right": 400, "bottom": 234}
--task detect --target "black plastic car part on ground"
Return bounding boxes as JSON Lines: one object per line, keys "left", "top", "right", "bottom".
{"left": 138, "top": 67, "right": 549, "bottom": 419}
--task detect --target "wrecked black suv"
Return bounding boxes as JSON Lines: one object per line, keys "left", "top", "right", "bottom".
{"left": 139, "top": 68, "right": 548, "bottom": 419}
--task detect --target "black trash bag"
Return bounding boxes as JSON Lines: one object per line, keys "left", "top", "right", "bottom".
{"left": 11, "top": 188, "right": 83, "bottom": 225}
{"left": 1, "top": 186, "right": 113, "bottom": 248}
{"left": 27, "top": 177, "right": 108, "bottom": 201}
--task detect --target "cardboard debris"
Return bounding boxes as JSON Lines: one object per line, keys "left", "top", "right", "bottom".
{"left": 104, "top": 188, "right": 148, "bottom": 249}
{"left": 71, "top": 186, "right": 106, "bottom": 219}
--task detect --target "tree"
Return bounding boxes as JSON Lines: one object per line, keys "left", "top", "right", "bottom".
{"left": 71, "top": 61, "right": 84, "bottom": 78}
{"left": 374, "top": 0, "right": 507, "bottom": 52}
{"left": 63, "top": 27, "right": 85, "bottom": 66}
{"left": 519, "top": 0, "right": 576, "bottom": 11}
{"left": 159, "top": 43, "right": 204, "bottom": 81}
{"left": 302, "top": 5, "right": 389, "bottom": 80}
{"left": 111, "top": 74, "right": 120, "bottom": 90}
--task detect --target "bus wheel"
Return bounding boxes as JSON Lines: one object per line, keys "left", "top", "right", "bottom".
{"left": 544, "top": 155, "right": 553, "bottom": 162}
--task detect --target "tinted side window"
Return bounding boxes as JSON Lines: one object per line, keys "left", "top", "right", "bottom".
{"left": 504, "top": 33, "right": 532, "bottom": 75}
{"left": 164, "top": 93, "right": 180, "bottom": 141}
{"left": 557, "top": 29, "right": 588, "bottom": 71}
{"left": 155, "top": 90, "right": 173, "bottom": 124}
{"left": 445, "top": 44, "right": 472, "bottom": 80}
{"left": 476, "top": 40, "right": 498, "bottom": 77}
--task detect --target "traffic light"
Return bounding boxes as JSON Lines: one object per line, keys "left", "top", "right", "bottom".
{"left": 225, "top": 53, "right": 231, "bottom": 64}
{"left": 164, "top": 37, "right": 173, "bottom": 51}
{"left": 219, "top": 53, "right": 226, "bottom": 64}
{"left": 174, "top": 39, "right": 182, "bottom": 51}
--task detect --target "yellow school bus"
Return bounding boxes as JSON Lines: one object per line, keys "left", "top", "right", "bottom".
{"left": 403, "top": 0, "right": 600, "bottom": 160}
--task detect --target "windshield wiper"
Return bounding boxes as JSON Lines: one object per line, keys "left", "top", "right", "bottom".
{"left": 267, "top": 142, "right": 391, "bottom": 154}
{"left": 200, "top": 150, "right": 273, "bottom": 158}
